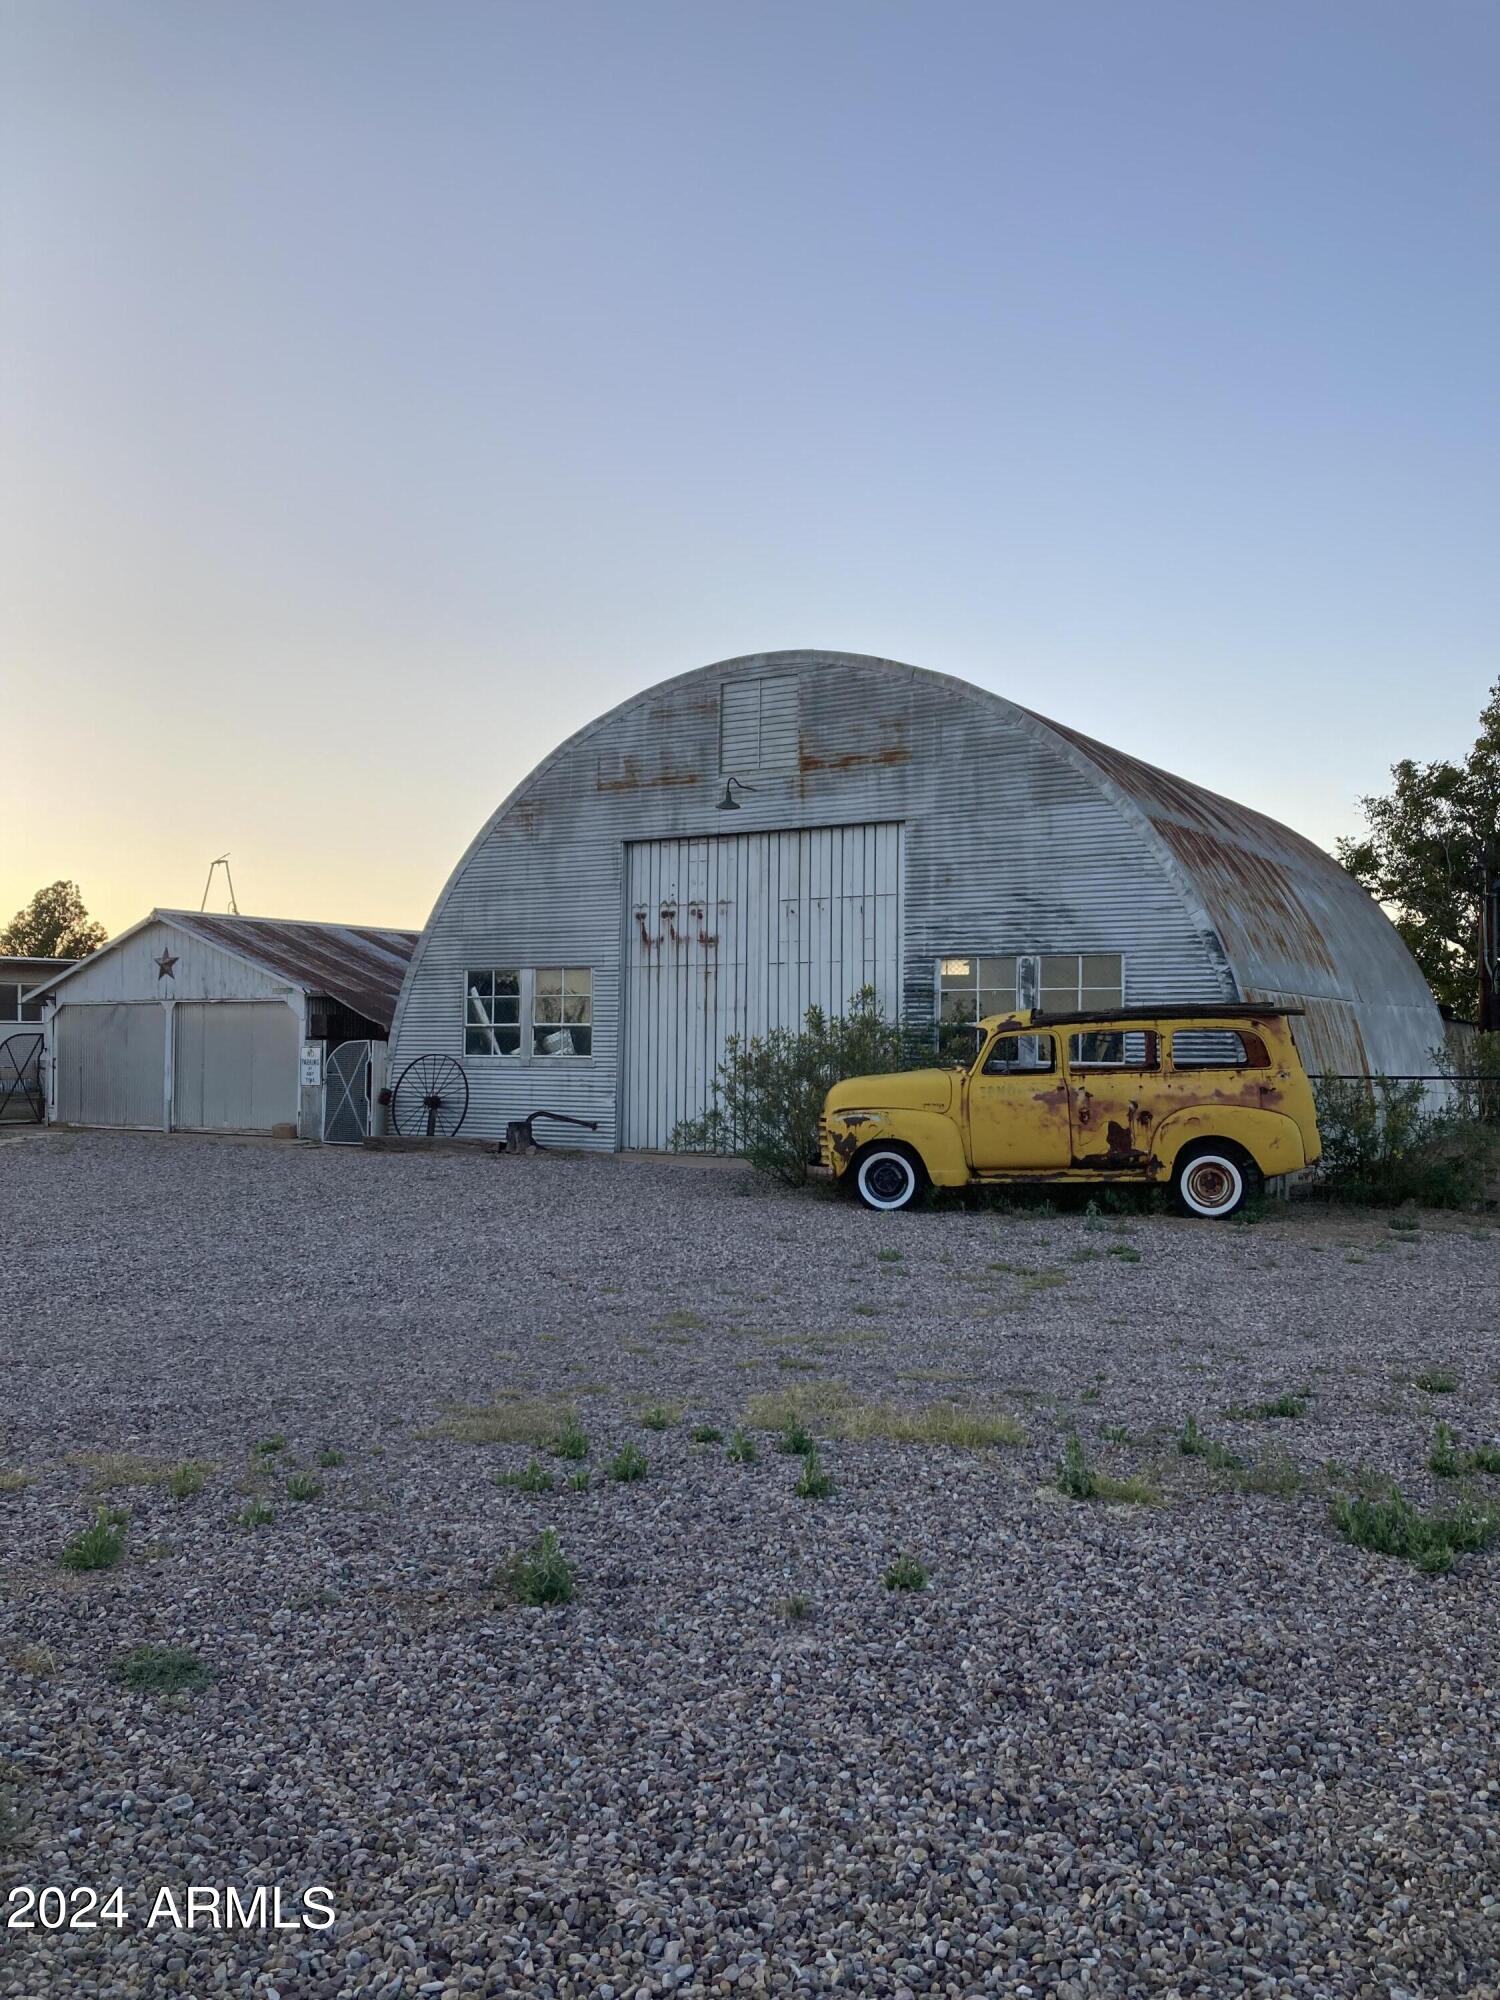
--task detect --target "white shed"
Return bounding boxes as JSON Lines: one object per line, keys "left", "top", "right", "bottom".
{"left": 29, "top": 911, "right": 417, "bottom": 1139}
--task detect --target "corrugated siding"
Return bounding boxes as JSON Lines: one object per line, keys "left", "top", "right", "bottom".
{"left": 623, "top": 823, "right": 902, "bottom": 1149}
{"left": 391, "top": 654, "right": 1235, "bottom": 1149}
{"left": 55, "top": 1003, "right": 164, "bottom": 1128}
{"left": 172, "top": 1002, "right": 299, "bottom": 1132}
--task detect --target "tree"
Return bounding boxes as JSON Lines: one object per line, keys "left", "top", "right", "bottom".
{"left": 0, "top": 881, "right": 108, "bottom": 960}
{"left": 1337, "top": 682, "right": 1500, "bottom": 1026}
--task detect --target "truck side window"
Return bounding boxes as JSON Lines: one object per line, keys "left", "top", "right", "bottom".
{"left": 1069, "top": 1030, "right": 1157, "bottom": 1069}
{"left": 1171, "top": 1030, "right": 1269, "bottom": 1069}
{"left": 982, "top": 1033, "right": 1055, "bottom": 1076}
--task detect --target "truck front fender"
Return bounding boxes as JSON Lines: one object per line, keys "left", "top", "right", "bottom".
{"left": 832, "top": 1110, "right": 970, "bottom": 1188}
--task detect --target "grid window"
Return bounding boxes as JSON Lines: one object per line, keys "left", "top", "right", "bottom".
{"left": 533, "top": 968, "right": 592, "bottom": 1058}
{"left": 937, "top": 955, "right": 1017, "bottom": 1057}
{"left": 936, "top": 952, "right": 1122, "bottom": 1056}
{"left": 465, "top": 970, "right": 522, "bottom": 1057}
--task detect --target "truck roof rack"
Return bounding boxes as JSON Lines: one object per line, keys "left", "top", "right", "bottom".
{"left": 985, "top": 1004, "right": 1306, "bottom": 1027}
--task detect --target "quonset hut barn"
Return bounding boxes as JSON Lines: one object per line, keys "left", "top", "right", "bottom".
{"left": 389, "top": 651, "right": 1443, "bottom": 1151}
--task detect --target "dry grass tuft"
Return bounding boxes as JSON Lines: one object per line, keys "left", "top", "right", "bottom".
{"left": 423, "top": 1399, "right": 579, "bottom": 1448}
{"left": 0, "top": 1468, "right": 31, "bottom": 1493}
{"left": 744, "top": 1381, "right": 1024, "bottom": 1449}
{"left": 66, "top": 1452, "right": 174, "bottom": 1489}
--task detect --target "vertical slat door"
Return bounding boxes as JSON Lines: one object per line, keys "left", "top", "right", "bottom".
{"left": 623, "top": 823, "right": 902, "bottom": 1149}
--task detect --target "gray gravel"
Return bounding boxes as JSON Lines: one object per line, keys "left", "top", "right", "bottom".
{"left": 2, "top": 1129, "right": 1498, "bottom": 1999}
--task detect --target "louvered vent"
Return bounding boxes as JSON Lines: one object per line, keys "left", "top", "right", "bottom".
{"left": 719, "top": 676, "right": 800, "bottom": 774}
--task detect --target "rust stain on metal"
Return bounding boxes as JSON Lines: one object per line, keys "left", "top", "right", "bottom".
{"left": 596, "top": 755, "right": 700, "bottom": 793}
{"left": 798, "top": 745, "right": 913, "bottom": 774}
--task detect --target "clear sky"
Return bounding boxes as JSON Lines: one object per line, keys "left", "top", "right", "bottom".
{"left": 2, "top": 1, "right": 1496, "bottom": 937}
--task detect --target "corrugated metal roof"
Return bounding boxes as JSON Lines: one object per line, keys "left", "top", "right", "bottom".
{"left": 1033, "top": 720, "right": 1422, "bottom": 1078}
{"left": 157, "top": 911, "right": 419, "bottom": 1031}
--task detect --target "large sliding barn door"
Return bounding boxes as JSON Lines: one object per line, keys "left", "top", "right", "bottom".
{"left": 623, "top": 823, "right": 903, "bottom": 1151}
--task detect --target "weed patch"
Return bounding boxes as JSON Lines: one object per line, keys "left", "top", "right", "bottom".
{"left": 1057, "top": 1434, "right": 1159, "bottom": 1505}
{"left": 780, "top": 1592, "right": 812, "bottom": 1621}
{"left": 1330, "top": 1485, "right": 1499, "bottom": 1573}
{"left": 112, "top": 1645, "right": 212, "bottom": 1695}
{"left": 236, "top": 1500, "right": 275, "bottom": 1528}
{"left": 690, "top": 1425, "right": 723, "bottom": 1445}
{"left": 1414, "top": 1368, "right": 1458, "bottom": 1395}
{"left": 166, "top": 1462, "right": 209, "bottom": 1499}
{"left": 1178, "top": 1417, "right": 1243, "bottom": 1470}
{"left": 883, "top": 1554, "right": 928, "bottom": 1591}
{"left": 609, "top": 1444, "right": 649, "bottom": 1483}
{"left": 496, "top": 1459, "right": 554, "bottom": 1494}
{"left": 285, "top": 1471, "right": 322, "bottom": 1502}
{"left": 639, "top": 1404, "right": 680, "bottom": 1431}
{"left": 60, "top": 1510, "right": 125, "bottom": 1571}
{"left": 316, "top": 1448, "right": 346, "bottom": 1469}
{"left": 794, "top": 1450, "right": 835, "bottom": 1499}
{"left": 497, "top": 1529, "right": 575, "bottom": 1606}
{"left": 727, "top": 1430, "right": 758, "bottom": 1464}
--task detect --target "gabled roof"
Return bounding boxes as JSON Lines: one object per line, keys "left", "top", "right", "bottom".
{"left": 26, "top": 911, "right": 419, "bottom": 1032}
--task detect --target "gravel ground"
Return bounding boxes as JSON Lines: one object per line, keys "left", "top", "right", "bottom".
{"left": 2, "top": 1129, "right": 1498, "bottom": 2000}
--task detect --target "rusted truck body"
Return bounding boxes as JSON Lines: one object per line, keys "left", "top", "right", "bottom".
{"left": 821, "top": 1005, "right": 1321, "bottom": 1218}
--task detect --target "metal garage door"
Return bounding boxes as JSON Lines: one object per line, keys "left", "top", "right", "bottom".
{"left": 55, "top": 1004, "right": 165, "bottom": 1129}
{"left": 172, "top": 1002, "right": 299, "bottom": 1133}
{"left": 624, "top": 822, "right": 903, "bottom": 1150}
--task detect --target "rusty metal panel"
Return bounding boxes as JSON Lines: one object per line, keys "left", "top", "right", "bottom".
{"left": 161, "top": 913, "right": 417, "bottom": 1031}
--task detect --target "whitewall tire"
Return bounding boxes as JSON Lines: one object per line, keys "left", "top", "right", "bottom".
{"left": 1174, "top": 1149, "right": 1251, "bottom": 1220}
{"left": 854, "top": 1147, "right": 923, "bottom": 1212}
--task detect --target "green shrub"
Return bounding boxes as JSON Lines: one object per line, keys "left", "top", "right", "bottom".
{"left": 496, "top": 1459, "right": 554, "bottom": 1493}
{"left": 497, "top": 1529, "right": 575, "bottom": 1606}
{"left": 316, "top": 1447, "right": 346, "bottom": 1469}
{"left": 778, "top": 1423, "right": 816, "bottom": 1457}
{"left": 670, "top": 986, "right": 911, "bottom": 1184}
{"left": 690, "top": 1424, "right": 723, "bottom": 1445}
{"left": 1329, "top": 1485, "right": 1499, "bottom": 1573}
{"left": 609, "top": 1444, "right": 649, "bottom": 1483}
{"left": 883, "top": 1554, "right": 928, "bottom": 1591}
{"left": 567, "top": 1468, "right": 591, "bottom": 1492}
{"left": 112, "top": 1644, "right": 212, "bottom": 1695}
{"left": 638, "top": 1404, "right": 678, "bottom": 1432}
{"left": 166, "top": 1461, "right": 208, "bottom": 1499}
{"left": 552, "top": 1416, "right": 589, "bottom": 1460}
{"left": 61, "top": 1509, "right": 125, "bottom": 1571}
{"left": 1313, "top": 1076, "right": 1498, "bottom": 1208}
{"left": 255, "top": 1434, "right": 287, "bottom": 1456}
{"left": 780, "top": 1592, "right": 812, "bottom": 1621}
{"left": 236, "top": 1499, "right": 275, "bottom": 1528}
{"left": 794, "top": 1450, "right": 834, "bottom": 1499}
{"left": 285, "top": 1471, "right": 322, "bottom": 1502}
{"left": 727, "top": 1430, "right": 758, "bottom": 1464}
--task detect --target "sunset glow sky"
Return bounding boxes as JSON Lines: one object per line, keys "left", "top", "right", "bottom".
{"left": 3, "top": 2, "right": 1497, "bottom": 939}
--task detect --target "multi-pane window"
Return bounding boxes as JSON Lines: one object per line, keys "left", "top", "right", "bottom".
{"left": 533, "top": 968, "right": 592, "bottom": 1058}
{"left": 465, "top": 970, "right": 522, "bottom": 1057}
{"left": 464, "top": 968, "right": 593, "bottom": 1059}
{"left": 982, "top": 1032, "right": 1055, "bottom": 1075}
{"left": 937, "top": 952, "right": 1123, "bottom": 1056}
{"left": 1069, "top": 1029, "right": 1155, "bottom": 1068}
{"left": 0, "top": 983, "right": 43, "bottom": 1024}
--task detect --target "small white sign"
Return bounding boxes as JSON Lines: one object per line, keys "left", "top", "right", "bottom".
{"left": 299, "top": 1043, "right": 323, "bottom": 1088}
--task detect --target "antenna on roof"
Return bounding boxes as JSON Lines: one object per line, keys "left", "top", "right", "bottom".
{"left": 200, "top": 855, "right": 239, "bottom": 915}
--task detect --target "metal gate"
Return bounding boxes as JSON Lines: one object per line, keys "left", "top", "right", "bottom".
{"left": 623, "top": 822, "right": 903, "bottom": 1150}
{"left": 323, "top": 1039, "right": 372, "bottom": 1144}
{"left": 0, "top": 1034, "right": 44, "bottom": 1122}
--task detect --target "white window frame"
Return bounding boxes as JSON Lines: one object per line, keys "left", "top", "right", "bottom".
{"left": 461, "top": 967, "right": 594, "bottom": 1062}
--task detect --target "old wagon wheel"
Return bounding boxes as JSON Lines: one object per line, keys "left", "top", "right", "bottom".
{"left": 390, "top": 1053, "right": 470, "bottom": 1139}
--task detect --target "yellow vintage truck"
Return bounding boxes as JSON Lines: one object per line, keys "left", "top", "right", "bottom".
{"left": 820, "top": 1006, "right": 1321, "bottom": 1219}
